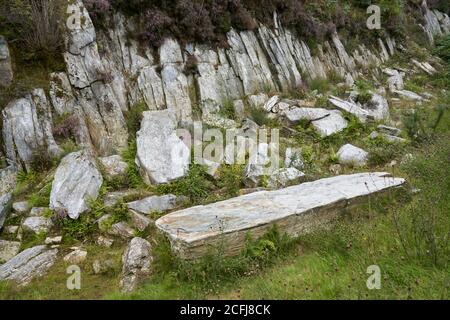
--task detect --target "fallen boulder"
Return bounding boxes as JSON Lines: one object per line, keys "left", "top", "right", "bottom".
{"left": 337, "top": 144, "right": 369, "bottom": 167}
{"left": 50, "top": 151, "right": 103, "bottom": 219}
{"left": 156, "top": 173, "right": 405, "bottom": 259}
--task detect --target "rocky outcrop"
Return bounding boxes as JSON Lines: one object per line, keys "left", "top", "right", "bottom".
{"left": 159, "top": 39, "right": 192, "bottom": 124}
{"left": 50, "top": 151, "right": 103, "bottom": 219}
{"left": 0, "top": 35, "right": 13, "bottom": 87}
{"left": 135, "top": 110, "right": 190, "bottom": 185}
{"left": 0, "top": 193, "right": 12, "bottom": 229}
{"left": 157, "top": 173, "right": 405, "bottom": 259}
{"left": 120, "top": 237, "right": 153, "bottom": 292}
{"left": 2, "top": 90, "right": 61, "bottom": 170}
{"left": 421, "top": 1, "right": 450, "bottom": 44}
{"left": 0, "top": 245, "right": 58, "bottom": 285}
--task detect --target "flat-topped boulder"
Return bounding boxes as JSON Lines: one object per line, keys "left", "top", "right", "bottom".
{"left": 156, "top": 173, "right": 405, "bottom": 259}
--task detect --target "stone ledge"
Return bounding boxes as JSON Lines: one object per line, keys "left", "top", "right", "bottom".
{"left": 156, "top": 173, "right": 406, "bottom": 259}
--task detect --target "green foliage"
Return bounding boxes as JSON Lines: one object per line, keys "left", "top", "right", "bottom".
{"left": 121, "top": 140, "right": 146, "bottom": 189}
{"left": 217, "top": 164, "right": 244, "bottom": 197}
{"left": 307, "top": 77, "right": 331, "bottom": 94}
{"left": 150, "top": 225, "right": 296, "bottom": 293}
{"left": 0, "top": 0, "right": 65, "bottom": 62}
{"left": 28, "top": 181, "right": 52, "bottom": 208}
{"left": 249, "top": 106, "right": 269, "bottom": 126}
{"left": 218, "top": 98, "right": 237, "bottom": 120}
{"left": 125, "top": 102, "right": 148, "bottom": 138}
{"left": 434, "top": 35, "right": 450, "bottom": 64}
{"left": 354, "top": 79, "right": 374, "bottom": 105}
{"left": 156, "top": 164, "right": 214, "bottom": 204}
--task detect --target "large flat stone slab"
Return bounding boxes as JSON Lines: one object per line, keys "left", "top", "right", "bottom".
{"left": 156, "top": 173, "right": 405, "bottom": 259}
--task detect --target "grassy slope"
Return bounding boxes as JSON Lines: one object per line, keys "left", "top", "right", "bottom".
{"left": 111, "top": 123, "right": 450, "bottom": 300}
{"left": 1, "top": 78, "right": 448, "bottom": 301}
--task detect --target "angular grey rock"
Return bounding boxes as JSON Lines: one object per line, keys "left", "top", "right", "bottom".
{"left": 337, "top": 144, "right": 368, "bottom": 167}
{"left": 394, "top": 90, "right": 425, "bottom": 102}
{"left": 108, "top": 222, "right": 135, "bottom": 240}
{"left": 243, "top": 143, "right": 275, "bottom": 188}
{"left": 0, "top": 35, "right": 13, "bottom": 87}
{"left": 194, "top": 45, "right": 243, "bottom": 106}
{"left": 22, "top": 216, "right": 53, "bottom": 234}
{"left": 0, "top": 245, "right": 58, "bottom": 285}
{"left": 127, "top": 194, "right": 182, "bottom": 215}
{"left": 120, "top": 237, "right": 153, "bottom": 292}
{"left": 377, "top": 125, "right": 402, "bottom": 136}
{"left": 284, "top": 107, "right": 348, "bottom": 137}
{"left": 45, "top": 236, "right": 62, "bottom": 245}
{"left": 93, "top": 258, "right": 114, "bottom": 274}
{"left": 328, "top": 96, "right": 371, "bottom": 123}
{"left": 233, "top": 100, "right": 246, "bottom": 120}
{"left": 99, "top": 155, "right": 128, "bottom": 178}
{"left": 12, "top": 201, "right": 29, "bottom": 214}
{"left": 412, "top": 59, "right": 437, "bottom": 75}
{"left": 2, "top": 90, "right": 61, "bottom": 170}
{"left": 0, "top": 166, "right": 17, "bottom": 195}
{"left": 3, "top": 225, "right": 19, "bottom": 235}
{"left": 248, "top": 93, "right": 269, "bottom": 109}
{"left": 104, "top": 191, "right": 130, "bottom": 208}
{"left": 366, "top": 94, "right": 390, "bottom": 120}
{"left": 48, "top": 72, "right": 76, "bottom": 115}
{"left": 50, "top": 151, "right": 103, "bottom": 219}
{"left": 264, "top": 96, "right": 281, "bottom": 112}
{"left": 29, "top": 207, "right": 48, "bottom": 217}
{"left": 384, "top": 68, "right": 404, "bottom": 91}
{"left": 96, "top": 236, "right": 114, "bottom": 248}
{"left": 226, "top": 30, "right": 276, "bottom": 95}
{"left": 156, "top": 173, "right": 405, "bottom": 259}
{"left": 0, "top": 240, "right": 21, "bottom": 263}
{"left": 129, "top": 211, "right": 151, "bottom": 232}
{"left": 135, "top": 110, "right": 190, "bottom": 185}
{"left": 63, "top": 249, "right": 87, "bottom": 264}
{"left": 159, "top": 38, "right": 192, "bottom": 124}
{"left": 285, "top": 148, "right": 304, "bottom": 170}
{"left": 0, "top": 193, "right": 13, "bottom": 229}
{"left": 268, "top": 168, "right": 305, "bottom": 188}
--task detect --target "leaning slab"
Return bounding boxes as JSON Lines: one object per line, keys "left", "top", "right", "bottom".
{"left": 156, "top": 173, "right": 405, "bottom": 259}
{"left": 135, "top": 110, "right": 190, "bottom": 185}
{"left": 50, "top": 150, "right": 103, "bottom": 219}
